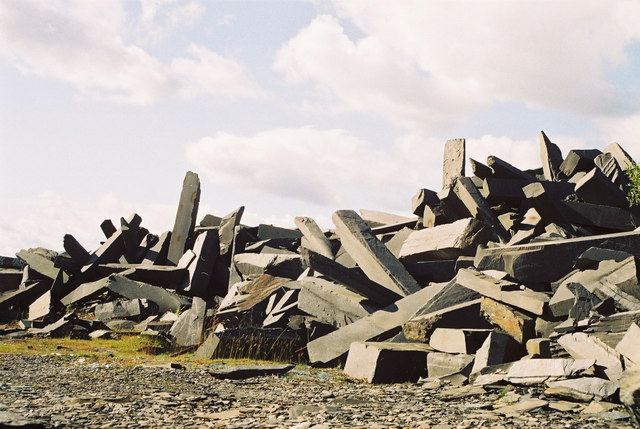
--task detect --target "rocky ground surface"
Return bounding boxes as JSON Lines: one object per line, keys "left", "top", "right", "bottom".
{"left": 0, "top": 354, "right": 635, "bottom": 429}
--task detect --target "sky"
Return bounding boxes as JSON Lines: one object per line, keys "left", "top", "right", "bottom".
{"left": 1, "top": 0, "right": 640, "bottom": 256}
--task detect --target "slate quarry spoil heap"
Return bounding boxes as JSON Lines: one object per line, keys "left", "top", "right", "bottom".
{"left": 1, "top": 131, "right": 640, "bottom": 424}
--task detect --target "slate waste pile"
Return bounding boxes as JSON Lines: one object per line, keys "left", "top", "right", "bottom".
{"left": 1, "top": 131, "right": 640, "bottom": 423}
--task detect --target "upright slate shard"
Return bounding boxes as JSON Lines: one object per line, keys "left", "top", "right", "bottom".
{"left": 167, "top": 171, "right": 201, "bottom": 265}
{"left": 81, "top": 213, "right": 141, "bottom": 274}
{"left": 604, "top": 142, "right": 635, "bottom": 170}
{"left": 295, "top": 216, "right": 334, "bottom": 260}
{"left": 453, "top": 177, "right": 509, "bottom": 241}
{"left": 539, "top": 131, "right": 564, "bottom": 181}
{"left": 63, "top": 234, "right": 90, "bottom": 265}
{"left": 142, "top": 231, "right": 171, "bottom": 266}
{"left": 332, "top": 210, "right": 420, "bottom": 297}
{"left": 442, "top": 138, "right": 465, "bottom": 189}
{"left": 182, "top": 229, "right": 219, "bottom": 298}
{"left": 219, "top": 206, "right": 245, "bottom": 257}
{"left": 575, "top": 168, "right": 629, "bottom": 209}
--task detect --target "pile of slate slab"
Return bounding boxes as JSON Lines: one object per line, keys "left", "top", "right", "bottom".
{"left": 1, "top": 131, "right": 640, "bottom": 422}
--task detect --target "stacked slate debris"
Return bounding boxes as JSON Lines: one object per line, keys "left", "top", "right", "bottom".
{"left": 1, "top": 131, "right": 639, "bottom": 423}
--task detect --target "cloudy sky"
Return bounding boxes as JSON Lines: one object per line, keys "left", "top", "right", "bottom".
{"left": 1, "top": 0, "right": 640, "bottom": 255}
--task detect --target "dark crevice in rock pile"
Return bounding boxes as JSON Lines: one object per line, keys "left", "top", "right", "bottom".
{"left": 1, "top": 131, "right": 640, "bottom": 426}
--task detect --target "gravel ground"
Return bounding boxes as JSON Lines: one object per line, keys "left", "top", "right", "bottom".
{"left": 0, "top": 353, "right": 634, "bottom": 428}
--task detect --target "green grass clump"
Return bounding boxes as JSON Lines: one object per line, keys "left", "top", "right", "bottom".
{"left": 626, "top": 162, "right": 640, "bottom": 207}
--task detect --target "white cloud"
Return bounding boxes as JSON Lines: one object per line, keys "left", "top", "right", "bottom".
{"left": 273, "top": 15, "right": 484, "bottom": 131}
{"left": 0, "top": 0, "right": 263, "bottom": 104}
{"left": 594, "top": 114, "right": 640, "bottom": 161}
{"left": 167, "top": 2, "right": 205, "bottom": 28}
{"left": 275, "top": 2, "right": 640, "bottom": 131}
{"left": 171, "top": 44, "right": 267, "bottom": 100}
{"left": 185, "top": 127, "right": 407, "bottom": 206}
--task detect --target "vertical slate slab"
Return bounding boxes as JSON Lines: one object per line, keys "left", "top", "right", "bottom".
{"left": 332, "top": 210, "right": 420, "bottom": 297}
{"left": 182, "top": 229, "right": 220, "bottom": 298}
{"left": 142, "top": 231, "right": 171, "bottom": 266}
{"left": 442, "top": 138, "right": 465, "bottom": 189}
{"left": 539, "top": 131, "right": 564, "bottom": 181}
{"left": 63, "top": 234, "right": 90, "bottom": 265}
{"left": 219, "top": 206, "right": 245, "bottom": 257}
{"left": 295, "top": 216, "right": 334, "bottom": 259}
{"left": 81, "top": 214, "right": 141, "bottom": 274}
{"left": 167, "top": 171, "right": 201, "bottom": 265}
{"left": 453, "top": 177, "right": 509, "bottom": 241}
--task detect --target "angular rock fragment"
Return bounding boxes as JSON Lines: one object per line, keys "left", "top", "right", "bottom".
{"left": 480, "top": 297, "right": 535, "bottom": 344}
{"left": 604, "top": 142, "right": 635, "bottom": 170}
{"left": 209, "top": 363, "right": 295, "bottom": 380}
{"left": 575, "top": 168, "right": 629, "bottom": 209}
{"left": 616, "top": 323, "right": 640, "bottom": 367}
{"left": 167, "top": 171, "right": 200, "bottom": 265}
{"left": 182, "top": 229, "right": 219, "bottom": 297}
{"left": 297, "top": 277, "right": 377, "bottom": 328}
{"left": 233, "top": 253, "right": 304, "bottom": 279}
{"left": 558, "top": 332, "right": 624, "bottom": 380}
{"left": 545, "top": 377, "right": 619, "bottom": 402}
{"left": 295, "top": 216, "right": 333, "bottom": 259}
{"left": 559, "top": 149, "right": 602, "bottom": 179}
{"left": 300, "top": 248, "right": 400, "bottom": 306}
{"left": 427, "top": 352, "right": 474, "bottom": 378}
{"left": 453, "top": 177, "right": 509, "bottom": 241}
{"left": 170, "top": 297, "right": 208, "bottom": 347}
{"left": 399, "top": 218, "right": 498, "bottom": 263}
{"left": 487, "top": 156, "right": 534, "bottom": 181}
{"left": 81, "top": 214, "right": 141, "bottom": 274}
{"left": 344, "top": 342, "right": 431, "bottom": 383}
{"left": 429, "top": 328, "right": 491, "bottom": 354}
{"left": 540, "top": 131, "right": 564, "bottom": 181}
{"left": 332, "top": 210, "right": 420, "bottom": 297}
{"left": 442, "top": 138, "right": 465, "bottom": 189}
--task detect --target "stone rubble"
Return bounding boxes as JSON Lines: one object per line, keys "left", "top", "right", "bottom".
{"left": 2, "top": 131, "right": 640, "bottom": 425}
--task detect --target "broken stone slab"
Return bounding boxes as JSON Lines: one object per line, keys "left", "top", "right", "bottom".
{"left": 94, "top": 298, "right": 158, "bottom": 322}
{"left": 297, "top": 277, "right": 378, "bottom": 328}
{"left": 526, "top": 338, "right": 551, "bottom": 358}
{"left": 429, "top": 328, "right": 491, "bottom": 354}
{"left": 100, "top": 219, "right": 117, "bottom": 239}
{"left": 481, "top": 178, "right": 574, "bottom": 206}
{"left": 402, "top": 299, "right": 485, "bottom": 342}
{"left": 427, "top": 352, "right": 474, "bottom": 378}
{"left": 453, "top": 177, "right": 509, "bottom": 241}
{"left": 574, "top": 247, "right": 632, "bottom": 270}
{"left": 442, "top": 138, "right": 465, "bottom": 189}
{"left": 403, "top": 260, "right": 457, "bottom": 285}
{"left": 470, "top": 158, "right": 493, "bottom": 180}
{"left": 456, "top": 268, "right": 548, "bottom": 315}
{"left": 0, "top": 410, "right": 53, "bottom": 429}
{"left": 262, "top": 288, "right": 299, "bottom": 327}
{"left": 343, "top": 342, "right": 431, "bottom": 383}
{"left": 169, "top": 296, "right": 207, "bottom": 347}
{"left": 0, "top": 268, "right": 22, "bottom": 293}
{"left": 558, "top": 332, "right": 624, "bottom": 381}
{"left": 29, "top": 314, "right": 76, "bottom": 338}
{"left": 473, "top": 358, "right": 596, "bottom": 386}
{"left": 545, "top": 377, "right": 619, "bottom": 402}
{"left": 97, "top": 264, "right": 187, "bottom": 288}
{"left": 105, "top": 319, "right": 136, "bottom": 331}
{"left": 480, "top": 297, "right": 535, "bottom": 344}
{"left": 332, "top": 210, "right": 420, "bottom": 297}
{"left": 193, "top": 332, "right": 220, "bottom": 359}
{"left": 199, "top": 214, "right": 222, "bottom": 227}
{"left": 474, "top": 229, "right": 640, "bottom": 284}
{"left": 605, "top": 142, "right": 635, "bottom": 170}
{"left": 205, "top": 327, "right": 305, "bottom": 361}
{"left": 399, "top": 218, "right": 498, "bottom": 263}
{"left": 182, "top": 229, "right": 219, "bottom": 298}
{"left": 167, "top": 171, "right": 201, "bottom": 265}
{"left": 233, "top": 253, "right": 304, "bottom": 280}
{"left": 555, "top": 200, "right": 640, "bottom": 232}
{"left": 0, "top": 281, "right": 48, "bottom": 312}
{"left": 16, "top": 249, "right": 67, "bottom": 283}
{"left": 595, "top": 152, "right": 627, "bottom": 189}
{"left": 81, "top": 214, "right": 141, "bottom": 274}
{"left": 256, "top": 223, "right": 302, "bottom": 240}
{"left": 299, "top": 248, "right": 401, "bottom": 306}
{"left": 209, "top": 363, "right": 295, "bottom": 380}
{"left": 141, "top": 230, "right": 171, "bottom": 266}
{"left": 295, "top": 216, "right": 334, "bottom": 260}
{"left": 615, "top": 323, "right": 640, "bottom": 367}
{"left": 559, "top": 148, "right": 602, "bottom": 179}
{"left": 307, "top": 279, "right": 479, "bottom": 364}
{"left": 575, "top": 168, "right": 629, "bottom": 209}
{"left": 359, "top": 209, "right": 416, "bottom": 229}
{"left": 411, "top": 188, "right": 439, "bottom": 217}
{"left": 63, "top": 234, "right": 91, "bottom": 266}
{"left": 436, "top": 185, "right": 473, "bottom": 222}
{"left": 28, "top": 290, "right": 52, "bottom": 321}
{"left": 540, "top": 131, "right": 564, "bottom": 181}
{"left": 493, "top": 398, "right": 549, "bottom": 416}
{"left": 487, "top": 156, "right": 534, "bottom": 181}
{"left": 219, "top": 207, "right": 245, "bottom": 258}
